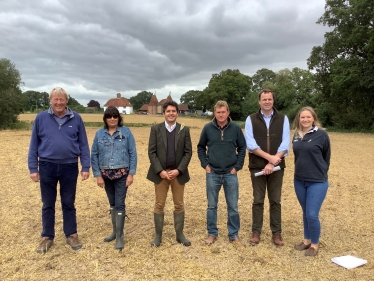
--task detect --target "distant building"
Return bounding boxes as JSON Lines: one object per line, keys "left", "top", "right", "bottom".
{"left": 147, "top": 94, "right": 158, "bottom": 115}
{"left": 139, "top": 92, "right": 189, "bottom": 115}
{"left": 138, "top": 104, "right": 149, "bottom": 114}
{"left": 104, "top": 93, "right": 133, "bottom": 114}
{"left": 156, "top": 93, "right": 173, "bottom": 114}
{"left": 178, "top": 104, "right": 190, "bottom": 115}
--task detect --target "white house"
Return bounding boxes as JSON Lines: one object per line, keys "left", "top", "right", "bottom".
{"left": 104, "top": 93, "right": 133, "bottom": 114}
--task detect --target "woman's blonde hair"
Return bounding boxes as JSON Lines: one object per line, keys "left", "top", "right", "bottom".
{"left": 292, "top": 106, "right": 322, "bottom": 138}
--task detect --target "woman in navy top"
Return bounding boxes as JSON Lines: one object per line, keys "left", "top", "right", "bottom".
{"left": 292, "top": 106, "right": 331, "bottom": 256}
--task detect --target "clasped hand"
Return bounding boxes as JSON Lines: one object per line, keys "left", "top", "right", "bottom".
{"left": 160, "top": 169, "right": 179, "bottom": 180}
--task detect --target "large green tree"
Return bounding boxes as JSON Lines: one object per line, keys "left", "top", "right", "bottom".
{"left": 242, "top": 67, "right": 320, "bottom": 122}
{"left": 200, "top": 69, "right": 252, "bottom": 120}
{"left": 274, "top": 68, "right": 319, "bottom": 120}
{"left": 242, "top": 68, "right": 277, "bottom": 119}
{"left": 308, "top": 0, "right": 374, "bottom": 131}
{"left": 22, "top": 90, "right": 49, "bottom": 112}
{"left": 67, "top": 96, "right": 85, "bottom": 112}
{"left": 251, "top": 68, "right": 276, "bottom": 93}
{"left": 273, "top": 68, "right": 294, "bottom": 112}
{"left": 0, "top": 58, "right": 23, "bottom": 128}
{"left": 67, "top": 96, "right": 83, "bottom": 107}
{"left": 180, "top": 90, "right": 202, "bottom": 110}
{"left": 240, "top": 91, "right": 259, "bottom": 117}
{"left": 129, "top": 91, "right": 153, "bottom": 110}
{"left": 87, "top": 100, "right": 101, "bottom": 109}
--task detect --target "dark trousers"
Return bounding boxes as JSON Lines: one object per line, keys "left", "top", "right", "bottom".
{"left": 104, "top": 175, "right": 128, "bottom": 212}
{"left": 39, "top": 161, "right": 79, "bottom": 239}
{"left": 250, "top": 168, "right": 284, "bottom": 234}
{"left": 154, "top": 176, "right": 185, "bottom": 214}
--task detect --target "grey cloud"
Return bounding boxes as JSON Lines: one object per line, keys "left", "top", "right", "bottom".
{"left": 0, "top": 0, "right": 328, "bottom": 105}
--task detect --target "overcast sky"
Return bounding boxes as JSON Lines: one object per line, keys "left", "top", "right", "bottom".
{"left": 1, "top": 0, "right": 329, "bottom": 106}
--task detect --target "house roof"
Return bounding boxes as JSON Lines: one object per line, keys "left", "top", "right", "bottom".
{"left": 104, "top": 98, "right": 131, "bottom": 107}
{"left": 139, "top": 104, "right": 148, "bottom": 111}
{"left": 104, "top": 93, "right": 132, "bottom": 107}
{"left": 148, "top": 94, "right": 158, "bottom": 106}
{"left": 157, "top": 95, "right": 173, "bottom": 105}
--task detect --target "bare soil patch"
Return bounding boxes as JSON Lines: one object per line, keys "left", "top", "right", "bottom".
{"left": 1, "top": 114, "right": 373, "bottom": 280}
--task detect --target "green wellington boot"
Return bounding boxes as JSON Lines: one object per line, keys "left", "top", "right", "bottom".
{"left": 115, "top": 211, "right": 125, "bottom": 250}
{"left": 174, "top": 211, "right": 191, "bottom": 246}
{"left": 151, "top": 213, "right": 164, "bottom": 247}
{"left": 104, "top": 207, "right": 116, "bottom": 242}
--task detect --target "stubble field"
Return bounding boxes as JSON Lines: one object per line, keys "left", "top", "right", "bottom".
{"left": 0, "top": 113, "right": 373, "bottom": 281}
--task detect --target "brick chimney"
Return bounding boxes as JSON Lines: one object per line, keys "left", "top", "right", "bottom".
{"left": 117, "top": 93, "right": 121, "bottom": 98}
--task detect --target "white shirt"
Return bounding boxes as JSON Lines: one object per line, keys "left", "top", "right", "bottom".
{"left": 164, "top": 121, "right": 176, "bottom": 132}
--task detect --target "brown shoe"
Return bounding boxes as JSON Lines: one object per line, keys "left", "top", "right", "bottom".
{"left": 230, "top": 237, "right": 245, "bottom": 247}
{"left": 205, "top": 235, "right": 216, "bottom": 245}
{"left": 249, "top": 232, "right": 260, "bottom": 245}
{"left": 271, "top": 233, "right": 284, "bottom": 246}
{"left": 66, "top": 233, "right": 82, "bottom": 250}
{"left": 36, "top": 237, "right": 53, "bottom": 254}
{"left": 305, "top": 246, "right": 318, "bottom": 256}
{"left": 294, "top": 241, "right": 311, "bottom": 251}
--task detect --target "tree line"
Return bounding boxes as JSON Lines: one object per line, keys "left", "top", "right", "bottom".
{"left": 20, "top": 90, "right": 98, "bottom": 113}
{"left": 1, "top": 0, "right": 373, "bottom": 131}
{"left": 180, "top": 67, "right": 319, "bottom": 124}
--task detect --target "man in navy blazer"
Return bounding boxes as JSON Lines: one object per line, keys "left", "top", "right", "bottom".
{"left": 147, "top": 100, "right": 192, "bottom": 247}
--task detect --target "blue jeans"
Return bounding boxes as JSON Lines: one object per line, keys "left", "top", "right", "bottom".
{"left": 206, "top": 172, "right": 240, "bottom": 240}
{"left": 104, "top": 175, "right": 128, "bottom": 212}
{"left": 294, "top": 179, "right": 328, "bottom": 244}
{"left": 39, "top": 161, "right": 79, "bottom": 239}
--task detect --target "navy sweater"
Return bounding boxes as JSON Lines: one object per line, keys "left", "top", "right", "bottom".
{"left": 28, "top": 108, "right": 91, "bottom": 173}
{"left": 197, "top": 118, "right": 246, "bottom": 174}
{"left": 292, "top": 128, "right": 331, "bottom": 182}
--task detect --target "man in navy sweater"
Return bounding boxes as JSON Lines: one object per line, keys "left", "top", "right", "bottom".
{"left": 28, "top": 87, "right": 90, "bottom": 253}
{"left": 197, "top": 101, "right": 246, "bottom": 246}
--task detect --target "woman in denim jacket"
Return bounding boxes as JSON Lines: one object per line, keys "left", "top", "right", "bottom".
{"left": 91, "top": 106, "right": 137, "bottom": 250}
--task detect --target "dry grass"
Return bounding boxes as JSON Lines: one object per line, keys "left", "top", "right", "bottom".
{"left": 0, "top": 114, "right": 373, "bottom": 281}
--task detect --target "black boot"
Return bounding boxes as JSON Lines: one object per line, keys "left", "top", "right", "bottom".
{"left": 151, "top": 213, "right": 164, "bottom": 247}
{"left": 103, "top": 207, "right": 116, "bottom": 242}
{"left": 115, "top": 211, "right": 125, "bottom": 250}
{"left": 174, "top": 211, "right": 191, "bottom": 246}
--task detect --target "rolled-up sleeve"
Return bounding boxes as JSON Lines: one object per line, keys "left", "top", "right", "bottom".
{"left": 244, "top": 116, "right": 260, "bottom": 152}
{"left": 277, "top": 116, "right": 290, "bottom": 156}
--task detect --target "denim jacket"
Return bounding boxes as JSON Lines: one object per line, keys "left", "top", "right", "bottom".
{"left": 91, "top": 126, "right": 137, "bottom": 177}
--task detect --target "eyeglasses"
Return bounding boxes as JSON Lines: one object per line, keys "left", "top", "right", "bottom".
{"left": 105, "top": 114, "right": 119, "bottom": 119}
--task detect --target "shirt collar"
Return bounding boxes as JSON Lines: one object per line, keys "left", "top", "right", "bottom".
{"left": 298, "top": 126, "right": 318, "bottom": 138}
{"left": 260, "top": 110, "right": 274, "bottom": 118}
{"left": 164, "top": 121, "right": 176, "bottom": 132}
{"left": 104, "top": 127, "right": 119, "bottom": 134}
{"left": 48, "top": 106, "right": 73, "bottom": 118}
{"left": 213, "top": 117, "right": 230, "bottom": 129}
{"left": 307, "top": 126, "right": 319, "bottom": 133}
